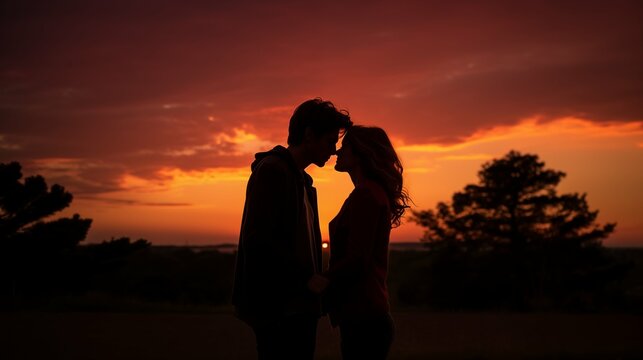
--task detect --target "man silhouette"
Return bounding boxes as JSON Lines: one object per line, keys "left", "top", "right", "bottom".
{"left": 232, "top": 98, "right": 352, "bottom": 360}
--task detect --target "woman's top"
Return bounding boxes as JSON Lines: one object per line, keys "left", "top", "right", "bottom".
{"left": 325, "top": 178, "right": 391, "bottom": 326}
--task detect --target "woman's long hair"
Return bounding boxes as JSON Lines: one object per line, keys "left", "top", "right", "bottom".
{"left": 343, "top": 126, "right": 411, "bottom": 227}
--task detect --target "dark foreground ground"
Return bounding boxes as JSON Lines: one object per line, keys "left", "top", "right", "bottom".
{"left": 3, "top": 311, "right": 642, "bottom": 360}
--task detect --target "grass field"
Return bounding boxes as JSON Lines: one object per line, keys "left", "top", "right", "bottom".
{"left": 3, "top": 311, "right": 642, "bottom": 360}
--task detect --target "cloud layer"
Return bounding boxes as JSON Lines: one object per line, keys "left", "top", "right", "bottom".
{"left": 1, "top": 0, "right": 641, "bottom": 197}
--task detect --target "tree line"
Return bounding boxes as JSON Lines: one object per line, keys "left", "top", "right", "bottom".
{"left": 1, "top": 154, "right": 640, "bottom": 311}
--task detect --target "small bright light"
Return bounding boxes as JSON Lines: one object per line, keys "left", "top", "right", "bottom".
{"left": 322, "top": 242, "right": 329, "bottom": 249}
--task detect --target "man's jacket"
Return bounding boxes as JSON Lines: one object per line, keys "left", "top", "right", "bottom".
{"left": 232, "top": 146, "right": 323, "bottom": 326}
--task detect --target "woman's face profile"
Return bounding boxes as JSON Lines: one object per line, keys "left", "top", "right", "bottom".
{"left": 334, "top": 141, "right": 358, "bottom": 173}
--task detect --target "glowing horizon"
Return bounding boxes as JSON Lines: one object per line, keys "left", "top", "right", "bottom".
{"left": 48, "top": 116, "right": 643, "bottom": 247}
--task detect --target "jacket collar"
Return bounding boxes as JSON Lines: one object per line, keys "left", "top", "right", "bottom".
{"left": 252, "top": 145, "right": 314, "bottom": 187}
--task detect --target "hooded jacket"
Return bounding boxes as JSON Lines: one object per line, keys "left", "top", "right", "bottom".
{"left": 232, "top": 145, "right": 323, "bottom": 326}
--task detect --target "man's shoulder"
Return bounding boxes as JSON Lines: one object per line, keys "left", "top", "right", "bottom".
{"left": 252, "top": 154, "right": 294, "bottom": 180}
{"left": 254, "top": 153, "right": 289, "bottom": 171}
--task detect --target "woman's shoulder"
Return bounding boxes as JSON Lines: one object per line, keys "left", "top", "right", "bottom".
{"left": 351, "top": 180, "right": 389, "bottom": 208}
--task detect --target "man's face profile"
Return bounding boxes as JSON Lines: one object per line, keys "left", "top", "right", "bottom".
{"left": 308, "top": 131, "right": 339, "bottom": 167}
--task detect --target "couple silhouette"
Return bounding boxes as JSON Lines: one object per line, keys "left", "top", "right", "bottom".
{"left": 232, "top": 98, "right": 410, "bottom": 360}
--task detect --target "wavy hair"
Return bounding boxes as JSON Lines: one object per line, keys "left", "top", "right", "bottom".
{"left": 343, "top": 126, "right": 411, "bottom": 227}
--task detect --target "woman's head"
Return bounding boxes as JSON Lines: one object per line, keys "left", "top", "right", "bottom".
{"left": 335, "top": 126, "right": 410, "bottom": 227}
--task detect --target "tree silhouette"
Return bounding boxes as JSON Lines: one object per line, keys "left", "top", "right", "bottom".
{"left": 0, "top": 161, "right": 91, "bottom": 244}
{"left": 412, "top": 150, "right": 615, "bottom": 251}
{"left": 0, "top": 161, "right": 92, "bottom": 303}
{"left": 408, "top": 151, "right": 623, "bottom": 310}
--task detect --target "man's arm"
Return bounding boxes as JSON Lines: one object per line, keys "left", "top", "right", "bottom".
{"left": 240, "top": 158, "right": 310, "bottom": 296}
{"left": 241, "top": 159, "right": 288, "bottom": 253}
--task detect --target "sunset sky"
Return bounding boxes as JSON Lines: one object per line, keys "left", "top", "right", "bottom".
{"left": 1, "top": 1, "right": 641, "bottom": 246}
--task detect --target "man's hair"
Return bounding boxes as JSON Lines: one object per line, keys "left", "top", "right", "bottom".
{"left": 287, "top": 98, "right": 353, "bottom": 145}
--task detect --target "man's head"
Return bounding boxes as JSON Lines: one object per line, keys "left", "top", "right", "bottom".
{"left": 287, "top": 98, "right": 353, "bottom": 167}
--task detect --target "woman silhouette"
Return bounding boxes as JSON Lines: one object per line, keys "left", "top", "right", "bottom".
{"left": 308, "top": 125, "right": 410, "bottom": 360}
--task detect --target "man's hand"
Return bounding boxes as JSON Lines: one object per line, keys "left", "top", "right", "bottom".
{"left": 307, "top": 274, "right": 330, "bottom": 294}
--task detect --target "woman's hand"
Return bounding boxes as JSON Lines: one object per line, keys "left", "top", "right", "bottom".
{"left": 307, "top": 274, "right": 330, "bottom": 294}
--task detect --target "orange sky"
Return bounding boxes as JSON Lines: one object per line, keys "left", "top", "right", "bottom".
{"left": 1, "top": 1, "right": 642, "bottom": 246}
